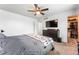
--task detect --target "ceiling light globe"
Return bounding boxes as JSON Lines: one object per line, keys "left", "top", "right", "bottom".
{"left": 36, "top": 11, "right": 40, "bottom": 15}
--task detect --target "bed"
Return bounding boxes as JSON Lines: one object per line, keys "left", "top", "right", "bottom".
{"left": 0, "top": 33, "right": 54, "bottom": 55}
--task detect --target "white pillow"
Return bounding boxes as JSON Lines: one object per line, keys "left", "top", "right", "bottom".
{"left": 0, "top": 33, "right": 6, "bottom": 39}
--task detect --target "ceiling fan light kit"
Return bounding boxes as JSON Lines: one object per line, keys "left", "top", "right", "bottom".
{"left": 35, "top": 11, "right": 40, "bottom": 15}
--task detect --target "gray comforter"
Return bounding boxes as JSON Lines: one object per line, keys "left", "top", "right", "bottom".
{"left": 0, "top": 34, "right": 53, "bottom": 55}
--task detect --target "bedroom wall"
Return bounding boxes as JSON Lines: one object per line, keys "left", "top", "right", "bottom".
{"left": 42, "top": 10, "right": 76, "bottom": 42}
{"left": 75, "top": 6, "right": 79, "bottom": 15}
{"left": 0, "top": 9, "right": 38, "bottom": 36}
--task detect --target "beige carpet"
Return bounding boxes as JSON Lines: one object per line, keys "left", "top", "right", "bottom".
{"left": 48, "top": 41, "right": 78, "bottom": 55}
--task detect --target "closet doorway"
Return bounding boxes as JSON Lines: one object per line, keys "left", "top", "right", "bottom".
{"left": 67, "top": 16, "right": 79, "bottom": 44}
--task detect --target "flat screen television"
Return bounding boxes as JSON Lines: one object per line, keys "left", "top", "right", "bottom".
{"left": 46, "top": 20, "right": 58, "bottom": 27}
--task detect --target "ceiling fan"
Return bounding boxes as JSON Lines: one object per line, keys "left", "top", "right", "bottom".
{"left": 27, "top": 4, "right": 49, "bottom": 16}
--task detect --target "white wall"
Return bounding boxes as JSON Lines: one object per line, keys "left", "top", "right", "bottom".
{"left": 0, "top": 10, "right": 38, "bottom": 36}
{"left": 75, "top": 6, "right": 79, "bottom": 15}
{"left": 42, "top": 10, "right": 76, "bottom": 42}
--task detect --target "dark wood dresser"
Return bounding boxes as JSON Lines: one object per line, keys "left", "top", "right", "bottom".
{"left": 43, "top": 29, "right": 61, "bottom": 42}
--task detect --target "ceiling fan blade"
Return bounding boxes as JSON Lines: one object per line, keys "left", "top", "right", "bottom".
{"left": 38, "top": 7, "right": 40, "bottom": 9}
{"left": 34, "top": 4, "right": 38, "bottom": 8}
{"left": 41, "top": 8, "right": 49, "bottom": 11}
{"left": 41, "top": 13, "right": 44, "bottom": 15}
{"left": 27, "top": 10, "right": 35, "bottom": 12}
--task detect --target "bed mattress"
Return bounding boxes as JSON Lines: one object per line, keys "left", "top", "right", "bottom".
{"left": 0, "top": 34, "right": 54, "bottom": 55}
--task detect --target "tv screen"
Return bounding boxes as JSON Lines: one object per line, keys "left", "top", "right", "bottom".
{"left": 46, "top": 20, "right": 58, "bottom": 27}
